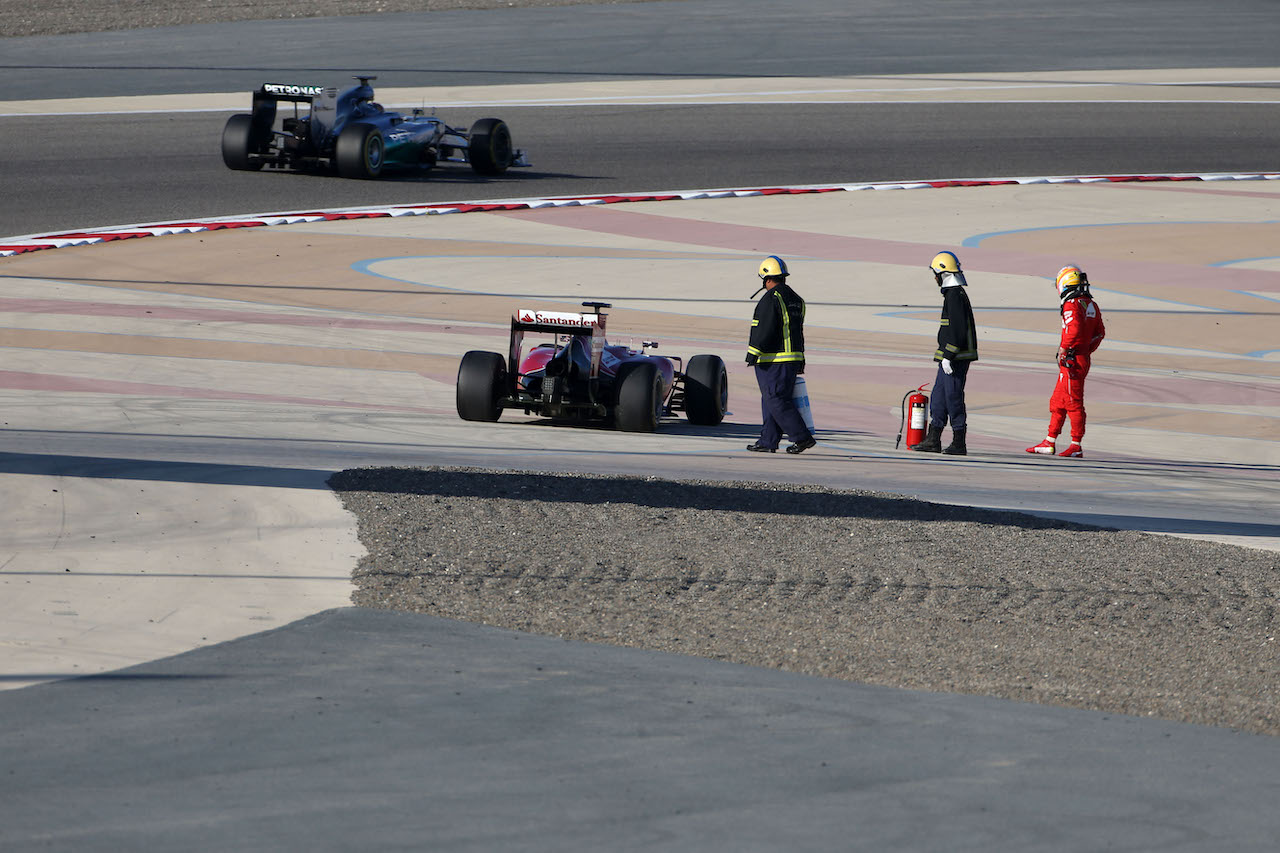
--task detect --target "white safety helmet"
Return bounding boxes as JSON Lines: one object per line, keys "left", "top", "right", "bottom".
{"left": 758, "top": 255, "right": 790, "bottom": 280}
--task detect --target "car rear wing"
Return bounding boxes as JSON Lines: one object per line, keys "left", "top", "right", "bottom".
{"left": 253, "top": 83, "right": 332, "bottom": 106}
{"left": 509, "top": 304, "right": 609, "bottom": 381}
{"left": 248, "top": 82, "right": 344, "bottom": 143}
{"left": 250, "top": 81, "right": 370, "bottom": 145}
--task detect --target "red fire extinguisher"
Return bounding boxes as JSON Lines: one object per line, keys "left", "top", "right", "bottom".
{"left": 895, "top": 383, "right": 930, "bottom": 449}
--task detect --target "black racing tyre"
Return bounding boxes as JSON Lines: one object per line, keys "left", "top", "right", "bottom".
{"left": 456, "top": 351, "right": 506, "bottom": 422}
{"left": 682, "top": 354, "right": 728, "bottom": 425}
{"left": 467, "top": 118, "right": 513, "bottom": 176}
{"left": 334, "top": 122, "right": 385, "bottom": 179}
{"left": 614, "top": 361, "right": 661, "bottom": 432}
{"left": 221, "top": 113, "right": 264, "bottom": 171}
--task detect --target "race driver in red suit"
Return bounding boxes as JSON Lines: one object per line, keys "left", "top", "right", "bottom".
{"left": 1027, "top": 265, "right": 1105, "bottom": 458}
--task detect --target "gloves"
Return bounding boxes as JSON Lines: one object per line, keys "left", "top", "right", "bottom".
{"left": 1058, "top": 348, "right": 1077, "bottom": 369}
{"left": 941, "top": 358, "right": 953, "bottom": 376}
{"left": 745, "top": 353, "right": 757, "bottom": 366}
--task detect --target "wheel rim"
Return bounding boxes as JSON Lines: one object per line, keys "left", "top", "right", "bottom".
{"left": 366, "top": 136, "right": 383, "bottom": 169}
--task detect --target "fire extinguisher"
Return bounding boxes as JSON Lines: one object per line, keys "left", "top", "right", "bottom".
{"left": 895, "top": 383, "right": 930, "bottom": 449}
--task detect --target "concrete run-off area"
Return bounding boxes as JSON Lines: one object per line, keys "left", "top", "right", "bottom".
{"left": 1, "top": 177, "right": 1278, "bottom": 691}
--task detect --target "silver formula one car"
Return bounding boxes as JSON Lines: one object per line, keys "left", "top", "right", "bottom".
{"left": 221, "top": 76, "right": 529, "bottom": 179}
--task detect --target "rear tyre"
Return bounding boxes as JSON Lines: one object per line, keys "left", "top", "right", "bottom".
{"left": 334, "top": 123, "right": 385, "bottom": 179}
{"left": 615, "top": 361, "right": 661, "bottom": 432}
{"left": 683, "top": 354, "right": 728, "bottom": 425}
{"left": 221, "top": 113, "right": 264, "bottom": 171}
{"left": 467, "top": 118, "right": 513, "bottom": 176}
{"left": 456, "top": 351, "right": 506, "bottom": 422}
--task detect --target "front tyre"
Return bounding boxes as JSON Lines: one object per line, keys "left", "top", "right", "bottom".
{"left": 334, "top": 123, "right": 385, "bottom": 179}
{"left": 456, "top": 351, "right": 506, "bottom": 422}
{"left": 683, "top": 354, "right": 728, "bottom": 425}
{"left": 221, "top": 114, "right": 264, "bottom": 171}
{"left": 615, "top": 361, "right": 661, "bottom": 432}
{"left": 467, "top": 118, "right": 513, "bottom": 176}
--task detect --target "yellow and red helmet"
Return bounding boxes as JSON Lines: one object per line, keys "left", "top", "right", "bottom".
{"left": 1056, "top": 265, "right": 1084, "bottom": 296}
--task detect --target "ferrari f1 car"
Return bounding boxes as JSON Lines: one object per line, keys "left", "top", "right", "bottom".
{"left": 456, "top": 303, "right": 729, "bottom": 432}
{"left": 221, "top": 76, "right": 529, "bottom": 179}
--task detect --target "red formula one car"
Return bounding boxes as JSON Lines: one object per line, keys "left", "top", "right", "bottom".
{"left": 456, "top": 302, "right": 728, "bottom": 432}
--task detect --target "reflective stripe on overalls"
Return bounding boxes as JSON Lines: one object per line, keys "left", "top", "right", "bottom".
{"left": 749, "top": 291, "right": 804, "bottom": 364}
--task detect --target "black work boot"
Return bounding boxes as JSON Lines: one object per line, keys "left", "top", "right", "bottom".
{"left": 785, "top": 436, "right": 817, "bottom": 454}
{"left": 942, "top": 427, "right": 967, "bottom": 456}
{"left": 910, "top": 424, "right": 943, "bottom": 453}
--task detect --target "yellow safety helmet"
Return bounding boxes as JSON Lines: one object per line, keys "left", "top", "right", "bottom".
{"left": 758, "top": 255, "right": 790, "bottom": 280}
{"left": 1056, "top": 265, "right": 1084, "bottom": 296}
{"left": 929, "top": 251, "right": 962, "bottom": 274}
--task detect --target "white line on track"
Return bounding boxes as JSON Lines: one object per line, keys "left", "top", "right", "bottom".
{"left": 3, "top": 68, "right": 1278, "bottom": 117}
{"left": 6, "top": 97, "right": 1280, "bottom": 118}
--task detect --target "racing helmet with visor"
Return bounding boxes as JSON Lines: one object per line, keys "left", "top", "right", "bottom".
{"left": 1056, "top": 264, "right": 1088, "bottom": 300}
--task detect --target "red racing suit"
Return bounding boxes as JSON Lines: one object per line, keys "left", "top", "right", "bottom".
{"left": 1048, "top": 294, "right": 1105, "bottom": 442}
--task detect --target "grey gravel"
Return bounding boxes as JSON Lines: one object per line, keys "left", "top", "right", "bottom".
{"left": 0, "top": 0, "right": 657, "bottom": 38}
{"left": 330, "top": 466, "right": 1280, "bottom": 736}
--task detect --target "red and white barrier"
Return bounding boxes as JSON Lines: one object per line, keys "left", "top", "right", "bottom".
{"left": 3, "top": 172, "right": 1278, "bottom": 257}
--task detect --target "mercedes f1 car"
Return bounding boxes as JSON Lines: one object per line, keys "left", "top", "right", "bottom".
{"left": 221, "top": 76, "right": 529, "bottom": 179}
{"left": 456, "top": 303, "right": 729, "bottom": 432}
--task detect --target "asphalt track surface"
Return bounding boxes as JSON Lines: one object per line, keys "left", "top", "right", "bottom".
{"left": 4, "top": 0, "right": 1280, "bottom": 238}
{"left": 5, "top": 102, "right": 1280, "bottom": 239}
{"left": 3, "top": 2, "right": 1280, "bottom": 850}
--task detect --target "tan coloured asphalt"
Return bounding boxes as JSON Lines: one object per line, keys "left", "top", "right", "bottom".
{"left": 4, "top": 67, "right": 1280, "bottom": 115}
{"left": 1, "top": 75, "right": 1278, "bottom": 688}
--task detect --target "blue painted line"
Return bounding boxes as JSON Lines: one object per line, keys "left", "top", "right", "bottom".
{"left": 1209, "top": 256, "right": 1280, "bottom": 267}
{"left": 351, "top": 253, "right": 756, "bottom": 290}
{"left": 1086, "top": 286, "right": 1236, "bottom": 314}
{"left": 962, "top": 220, "right": 1280, "bottom": 249}
{"left": 869, "top": 311, "right": 1268, "bottom": 359}
{"left": 877, "top": 284, "right": 1241, "bottom": 319}
{"left": 962, "top": 221, "right": 1161, "bottom": 248}
{"left": 348, "top": 254, "right": 851, "bottom": 330}
{"left": 1230, "top": 290, "right": 1280, "bottom": 305}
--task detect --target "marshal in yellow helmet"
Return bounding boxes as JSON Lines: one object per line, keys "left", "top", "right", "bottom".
{"left": 758, "top": 255, "right": 790, "bottom": 280}
{"left": 929, "top": 251, "right": 962, "bottom": 274}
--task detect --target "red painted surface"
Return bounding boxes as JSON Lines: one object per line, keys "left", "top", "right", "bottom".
{"left": 0, "top": 297, "right": 503, "bottom": 337}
